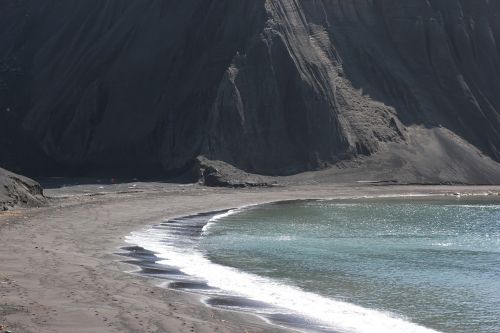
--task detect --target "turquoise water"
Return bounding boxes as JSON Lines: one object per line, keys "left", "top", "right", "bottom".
{"left": 198, "top": 198, "right": 500, "bottom": 333}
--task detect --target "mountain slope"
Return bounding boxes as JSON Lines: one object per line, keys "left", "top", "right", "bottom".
{"left": 1, "top": 0, "right": 500, "bottom": 183}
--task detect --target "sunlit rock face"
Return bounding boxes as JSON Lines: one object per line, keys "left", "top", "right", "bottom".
{"left": 1, "top": 0, "right": 500, "bottom": 182}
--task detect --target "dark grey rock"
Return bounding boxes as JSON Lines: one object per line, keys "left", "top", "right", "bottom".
{"left": 197, "top": 157, "right": 277, "bottom": 188}
{"left": 0, "top": 0, "right": 499, "bottom": 183}
{"left": 0, "top": 167, "right": 45, "bottom": 210}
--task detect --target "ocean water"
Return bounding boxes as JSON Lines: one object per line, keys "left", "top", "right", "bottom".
{"left": 126, "top": 197, "right": 500, "bottom": 333}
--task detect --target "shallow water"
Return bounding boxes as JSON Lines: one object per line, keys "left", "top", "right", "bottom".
{"left": 126, "top": 197, "right": 500, "bottom": 333}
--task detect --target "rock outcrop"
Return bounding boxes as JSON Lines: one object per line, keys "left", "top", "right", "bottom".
{"left": 1, "top": 0, "right": 500, "bottom": 183}
{"left": 0, "top": 167, "right": 45, "bottom": 210}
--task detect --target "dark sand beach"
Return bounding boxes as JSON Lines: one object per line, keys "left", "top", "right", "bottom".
{"left": 1, "top": 182, "right": 500, "bottom": 333}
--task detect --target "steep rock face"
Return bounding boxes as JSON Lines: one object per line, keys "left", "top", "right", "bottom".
{"left": 208, "top": 0, "right": 406, "bottom": 174}
{"left": 1, "top": 0, "right": 267, "bottom": 175}
{"left": 208, "top": 0, "right": 500, "bottom": 175}
{"left": 1, "top": 0, "right": 500, "bottom": 182}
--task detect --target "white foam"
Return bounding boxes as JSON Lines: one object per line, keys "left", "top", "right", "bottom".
{"left": 443, "top": 204, "right": 500, "bottom": 208}
{"left": 432, "top": 242, "right": 453, "bottom": 247}
{"left": 201, "top": 209, "right": 241, "bottom": 234}
{"left": 276, "top": 235, "right": 295, "bottom": 241}
{"left": 126, "top": 225, "right": 442, "bottom": 333}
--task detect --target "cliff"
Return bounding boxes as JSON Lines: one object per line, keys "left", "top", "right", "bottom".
{"left": 1, "top": 0, "right": 500, "bottom": 183}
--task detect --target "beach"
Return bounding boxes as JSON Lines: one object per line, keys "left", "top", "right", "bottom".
{"left": 1, "top": 182, "right": 500, "bottom": 333}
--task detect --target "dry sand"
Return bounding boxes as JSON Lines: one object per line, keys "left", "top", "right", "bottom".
{"left": 1, "top": 182, "right": 500, "bottom": 333}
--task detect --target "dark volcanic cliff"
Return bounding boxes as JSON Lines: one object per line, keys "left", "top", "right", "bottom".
{"left": 1, "top": 0, "right": 500, "bottom": 183}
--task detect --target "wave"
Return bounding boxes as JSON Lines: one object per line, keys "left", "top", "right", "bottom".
{"left": 201, "top": 208, "right": 241, "bottom": 235}
{"left": 125, "top": 211, "right": 442, "bottom": 333}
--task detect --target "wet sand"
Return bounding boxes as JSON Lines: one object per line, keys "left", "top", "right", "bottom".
{"left": 1, "top": 182, "right": 499, "bottom": 333}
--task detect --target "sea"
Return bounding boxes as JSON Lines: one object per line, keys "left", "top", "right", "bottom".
{"left": 124, "top": 197, "right": 500, "bottom": 333}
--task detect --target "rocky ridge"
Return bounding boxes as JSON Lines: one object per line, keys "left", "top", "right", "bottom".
{"left": 0, "top": 167, "right": 45, "bottom": 210}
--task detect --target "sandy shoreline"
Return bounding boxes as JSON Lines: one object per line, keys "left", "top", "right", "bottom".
{"left": 1, "top": 182, "right": 500, "bottom": 333}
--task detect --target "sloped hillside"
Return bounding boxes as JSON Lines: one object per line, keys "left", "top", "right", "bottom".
{"left": 1, "top": 0, "right": 500, "bottom": 183}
